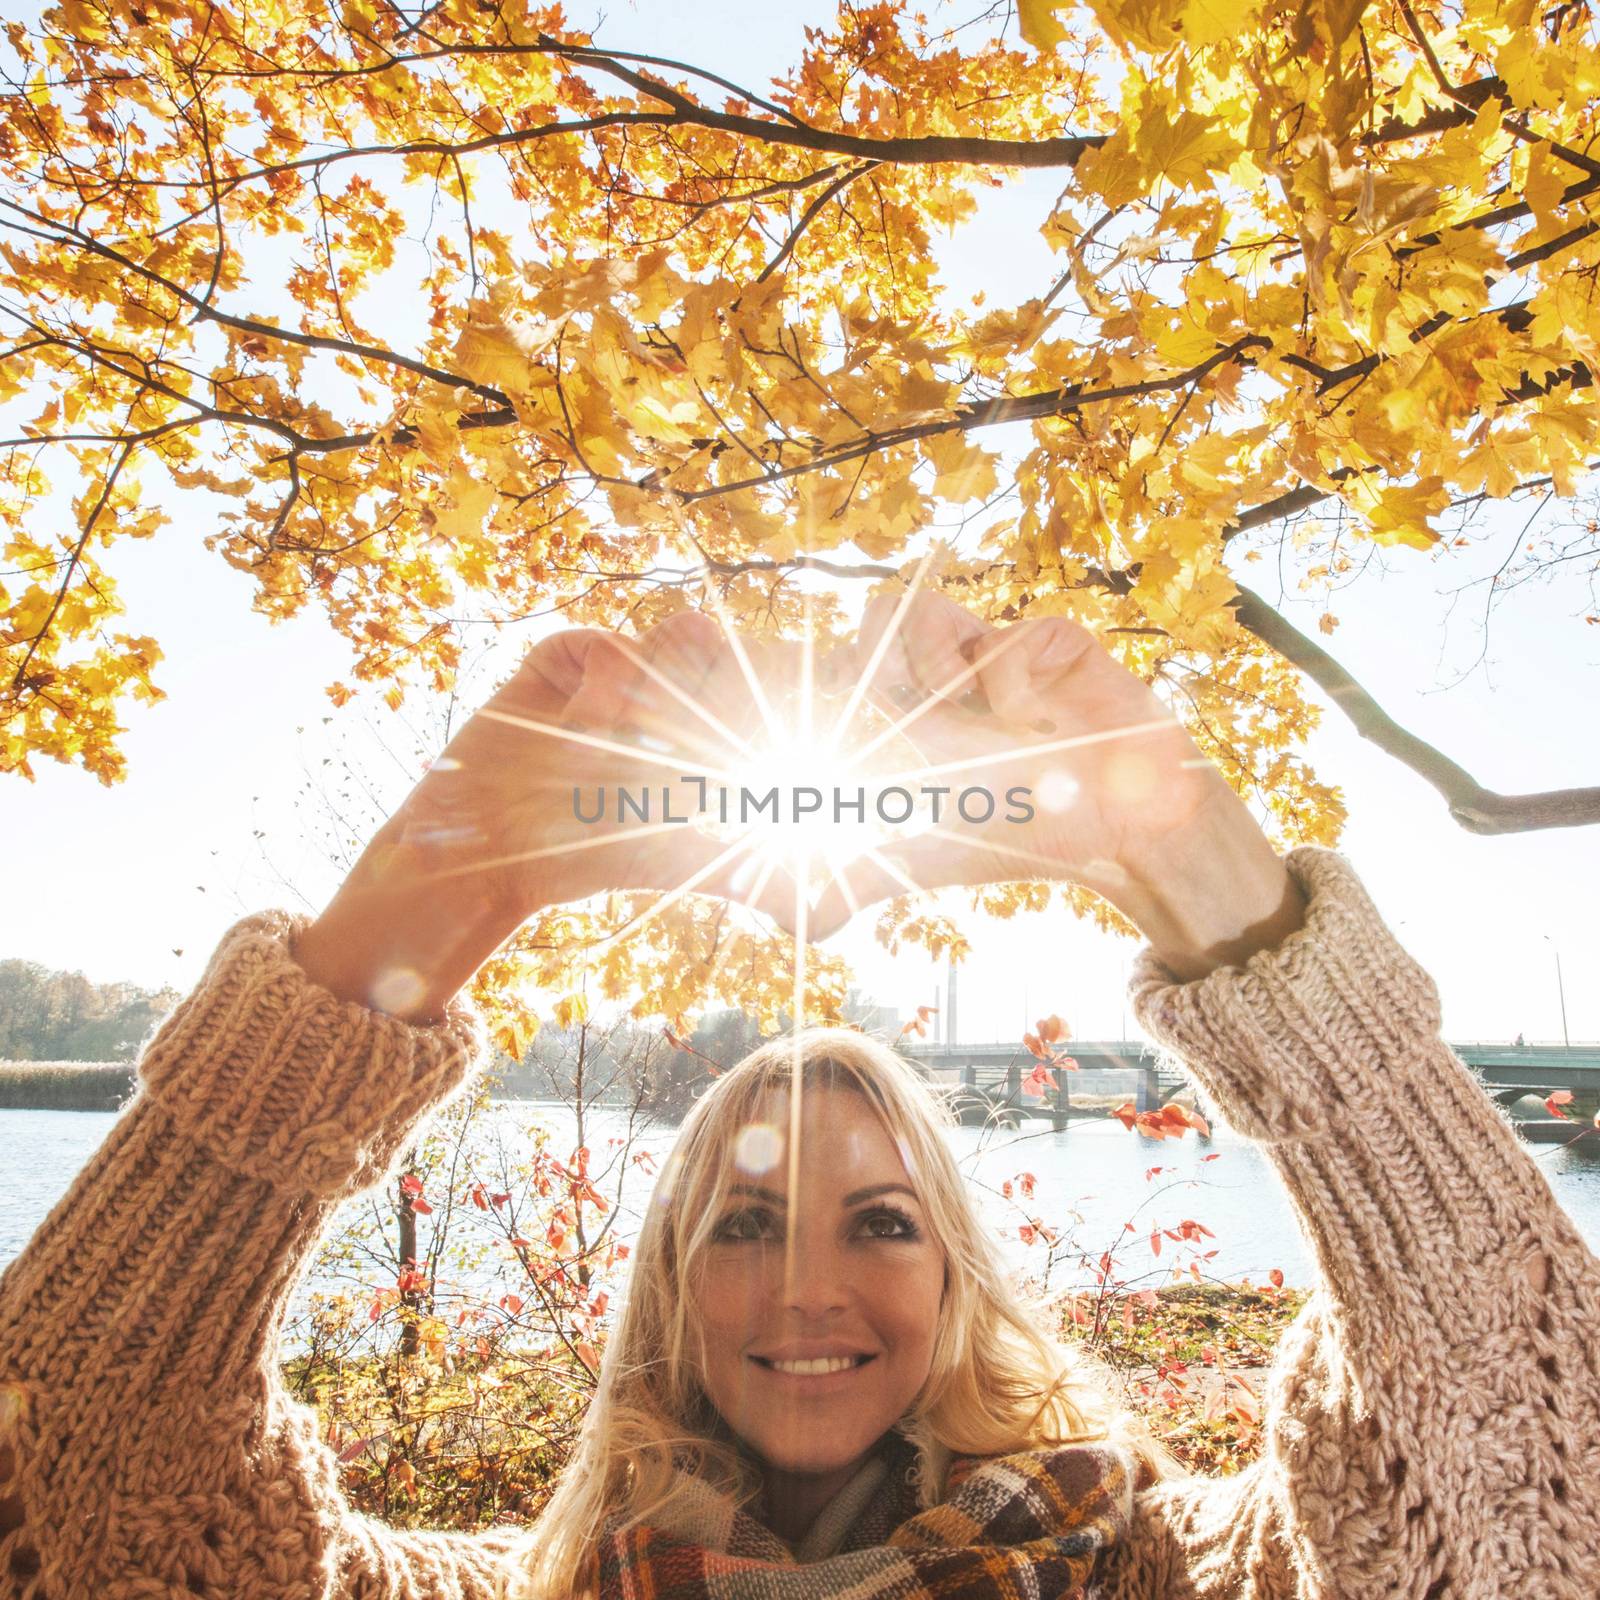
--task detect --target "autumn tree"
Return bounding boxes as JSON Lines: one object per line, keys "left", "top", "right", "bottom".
{"left": 3, "top": 0, "right": 1599, "bottom": 1028}
{"left": 0, "top": 956, "right": 179, "bottom": 1060}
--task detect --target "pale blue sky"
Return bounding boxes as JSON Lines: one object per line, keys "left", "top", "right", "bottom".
{"left": 3, "top": 1, "right": 1597, "bottom": 1043}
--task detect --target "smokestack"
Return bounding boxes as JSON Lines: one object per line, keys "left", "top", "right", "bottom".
{"left": 946, "top": 953, "right": 958, "bottom": 1047}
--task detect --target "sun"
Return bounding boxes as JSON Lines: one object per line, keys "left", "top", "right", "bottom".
{"left": 711, "top": 721, "right": 894, "bottom": 887}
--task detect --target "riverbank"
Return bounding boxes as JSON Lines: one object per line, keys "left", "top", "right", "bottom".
{"left": 0, "top": 1061, "right": 134, "bottom": 1111}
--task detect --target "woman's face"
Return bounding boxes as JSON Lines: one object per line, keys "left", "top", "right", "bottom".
{"left": 689, "top": 1082, "right": 947, "bottom": 1490}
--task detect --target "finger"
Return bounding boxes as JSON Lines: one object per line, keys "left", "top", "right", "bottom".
{"left": 896, "top": 593, "right": 991, "bottom": 705}
{"left": 499, "top": 628, "right": 624, "bottom": 717}
{"left": 559, "top": 632, "right": 648, "bottom": 734}
{"left": 637, "top": 609, "right": 724, "bottom": 692}
{"left": 720, "top": 634, "right": 803, "bottom": 746}
{"left": 967, "top": 620, "right": 1065, "bottom": 733}
{"left": 630, "top": 612, "right": 744, "bottom": 762}
{"left": 808, "top": 833, "right": 992, "bottom": 941}
{"left": 614, "top": 827, "right": 809, "bottom": 937}
{"left": 856, "top": 592, "right": 922, "bottom": 703}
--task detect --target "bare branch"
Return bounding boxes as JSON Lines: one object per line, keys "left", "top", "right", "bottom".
{"left": 1229, "top": 582, "right": 1600, "bottom": 834}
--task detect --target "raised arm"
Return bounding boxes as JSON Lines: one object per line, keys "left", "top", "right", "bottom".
{"left": 0, "top": 615, "right": 797, "bottom": 1600}
{"left": 820, "top": 592, "right": 1600, "bottom": 1599}
{"left": 1098, "top": 844, "right": 1600, "bottom": 1599}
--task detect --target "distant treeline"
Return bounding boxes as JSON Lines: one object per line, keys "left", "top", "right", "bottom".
{"left": 491, "top": 992, "right": 903, "bottom": 1118}
{"left": 0, "top": 953, "right": 901, "bottom": 1118}
{"left": 0, "top": 958, "right": 180, "bottom": 1063}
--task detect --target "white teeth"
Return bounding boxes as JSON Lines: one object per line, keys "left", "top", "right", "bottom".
{"left": 764, "top": 1355, "right": 863, "bottom": 1375}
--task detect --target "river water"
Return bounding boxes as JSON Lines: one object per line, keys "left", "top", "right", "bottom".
{"left": 6, "top": 1101, "right": 1600, "bottom": 1335}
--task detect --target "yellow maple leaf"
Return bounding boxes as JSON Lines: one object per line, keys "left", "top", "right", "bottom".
{"left": 922, "top": 431, "right": 1001, "bottom": 503}
{"left": 1016, "top": 0, "right": 1071, "bottom": 50}
{"left": 1364, "top": 481, "right": 1449, "bottom": 549}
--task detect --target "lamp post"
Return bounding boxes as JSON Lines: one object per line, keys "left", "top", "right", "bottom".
{"left": 1544, "top": 934, "right": 1571, "bottom": 1049}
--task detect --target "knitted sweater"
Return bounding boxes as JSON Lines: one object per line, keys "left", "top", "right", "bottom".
{"left": 0, "top": 847, "right": 1596, "bottom": 1599}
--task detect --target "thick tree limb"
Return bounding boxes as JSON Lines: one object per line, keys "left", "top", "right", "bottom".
{"left": 1229, "top": 582, "right": 1600, "bottom": 833}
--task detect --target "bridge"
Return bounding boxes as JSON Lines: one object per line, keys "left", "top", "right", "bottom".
{"left": 901, "top": 1039, "right": 1600, "bottom": 1131}
{"left": 901, "top": 1040, "right": 1185, "bottom": 1128}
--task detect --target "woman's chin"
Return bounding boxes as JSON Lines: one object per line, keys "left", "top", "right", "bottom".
{"left": 743, "top": 1434, "right": 879, "bottom": 1481}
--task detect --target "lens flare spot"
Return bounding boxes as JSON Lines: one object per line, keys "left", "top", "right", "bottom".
{"left": 1037, "top": 768, "right": 1080, "bottom": 814}
{"left": 370, "top": 966, "right": 425, "bottom": 1016}
{"left": 733, "top": 1123, "right": 784, "bottom": 1176}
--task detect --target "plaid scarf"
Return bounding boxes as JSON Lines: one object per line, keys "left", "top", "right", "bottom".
{"left": 597, "top": 1434, "right": 1133, "bottom": 1599}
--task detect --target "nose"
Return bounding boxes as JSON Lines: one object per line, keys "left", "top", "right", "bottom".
{"left": 777, "top": 1232, "right": 851, "bottom": 1318}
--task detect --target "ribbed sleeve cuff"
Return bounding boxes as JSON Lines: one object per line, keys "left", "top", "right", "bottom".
{"left": 135, "top": 911, "right": 483, "bottom": 1198}
{"left": 1128, "top": 847, "right": 1441, "bottom": 1145}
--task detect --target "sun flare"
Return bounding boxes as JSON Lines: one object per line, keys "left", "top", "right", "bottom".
{"left": 711, "top": 725, "right": 896, "bottom": 886}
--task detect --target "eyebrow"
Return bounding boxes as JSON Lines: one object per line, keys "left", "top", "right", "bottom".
{"left": 724, "top": 1180, "right": 920, "bottom": 1208}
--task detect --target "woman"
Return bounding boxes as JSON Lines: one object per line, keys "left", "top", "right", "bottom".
{"left": 522, "top": 1027, "right": 1165, "bottom": 1600}
{"left": 1, "top": 594, "right": 1596, "bottom": 1598}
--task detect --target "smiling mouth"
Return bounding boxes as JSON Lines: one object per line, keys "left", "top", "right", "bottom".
{"left": 749, "top": 1354, "right": 876, "bottom": 1376}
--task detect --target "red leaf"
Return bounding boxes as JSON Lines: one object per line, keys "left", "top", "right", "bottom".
{"left": 1150, "top": 1228, "right": 1163, "bottom": 1257}
{"left": 1268, "top": 1268, "right": 1284, "bottom": 1289}
{"left": 1200, "top": 1152, "right": 1221, "bottom": 1162}
{"left": 398, "top": 1174, "right": 424, "bottom": 1197}
{"left": 1022, "top": 1063, "right": 1056, "bottom": 1095}
{"left": 411, "top": 1197, "right": 432, "bottom": 1215}
{"left": 1023, "top": 1031, "right": 1045, "bottom": 1059}
{"left": 490, "top": 1191, "right": 511, "bottom": 1208}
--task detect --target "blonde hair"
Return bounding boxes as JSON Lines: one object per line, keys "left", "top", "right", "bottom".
{"left": 510, "top": 1026, "right": 1171, "bottom": 1599}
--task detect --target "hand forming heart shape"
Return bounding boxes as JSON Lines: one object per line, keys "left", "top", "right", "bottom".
{"left": 299, "top": 595, "right": 1304, "bottom": 1023}
{"left": 370, "top": 594, "right": 1238, "bottom": 947}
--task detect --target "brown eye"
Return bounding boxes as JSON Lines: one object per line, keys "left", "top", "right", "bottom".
{"left": 714, "top": 1206, "right": 778, "bottom": 1242}
{"left": 858, "top": 1206, "right": 918, "bottom": 1240}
